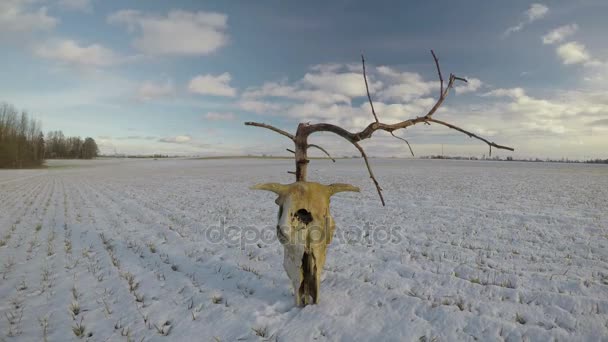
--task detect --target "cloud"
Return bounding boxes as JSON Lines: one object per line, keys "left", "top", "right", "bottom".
{"left": 242, "top": 81, "right": 351, "bottom": 105}
{"left": 239, "top": 62, "right": 454, "bottom": 131}
{"left": 0, "top": 0, "right": 58, "bottom": 34}
{"left": 108, "top": 9, "right": 228, "bottom": 56}
{"left": 526, "top": 3, "right": 549, "bottom": 21}
{"left": 483, "top": 88, "right": 526, "bottom": 98}
{"left": 188, "top": 72, "right": 236, "bottom": 97}
{"left": 375, "top": 66, "right": 435, "bottom": 102}
{"left": 238, "top": 100, "right": 283, "bottom": 114}
{"left": 34, "top": 39, "right": 126, "bottom": 67}
{"left": 504, "top": 3, "right": 548, "bottom": 37}
{"left": 588, "top": 118, "right": 608, "bottom": 127}
{"left": 482, "top": 87, "right": 608, "bottom": 136}
{"left": 242, "top": 64, "right": 382, "bottom": 106}
{"left": 556, "top": 41, "right": 594, "bottom": 65}
{"left": 116, "top": 136, "right": 158, "bottom": 140}
{"left": 158, "top": 135, "right": 192, "bottom": 144}
{"left": 136, "top": 80, "right": 175, "bottom": 101}
{"left": 301, "top": 71, "right": 380, "bottom": 98}
{"left": 205, "top": 112, "right": 235, "bottom": 121}
{"left": 455, "top": 78, "right": 483, "bottom": 94}
{"left": 542, "top": 24, "right": 578, "bottom": 45}
{"left": 58, "top": 0, "right": 92, "bottom": 12}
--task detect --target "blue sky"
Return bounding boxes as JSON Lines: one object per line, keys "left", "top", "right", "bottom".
{"left": 1, "top": 0, "right": 607, "bottom": 159}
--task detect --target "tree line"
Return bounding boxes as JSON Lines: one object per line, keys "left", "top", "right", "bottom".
{"left": 0, "top": 102, "right": 98, "bottom": 168}
{"left": 46, "top": 131, "right": 99, "bottom": 159}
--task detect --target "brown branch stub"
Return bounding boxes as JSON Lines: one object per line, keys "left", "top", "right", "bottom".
{"left": 286, "top": 148, "right": 295, "bottom": 154}
{"left": 361, "top": 54, "right": 379, "bottom": 123}
{"left": 244, "top": 122, "right": 295, "bottom": 141}
{"left": 308, "top": 144, "right": 336, "bottom": 162}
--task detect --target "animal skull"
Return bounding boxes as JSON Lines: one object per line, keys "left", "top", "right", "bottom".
{"left": 252, "top": 181, "right": 359, "bottom": 306}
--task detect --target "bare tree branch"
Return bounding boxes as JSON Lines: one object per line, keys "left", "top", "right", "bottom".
{"left": 286, "top": 148, "right": 295, "bottom": 154}
{"left": 390, "top": 132, "right": 415, "bottom": 157}
{"left": 431, "top": 50, "right": 444, "bottom": 97}
{"left": 425, "top": 118, "right": 514, "bottom": 152}
{"left": 244, "top": 122, "right": 295, "bottom": 141}
{"left": 352, "top": 142, "right": 385, "bottom": 206}
{"left": 308, "top": 144, "right": 336, "bottom": 162}
{"left": 424, "top": 74, "right": 459, "bottom": 119}
{"left": 361, "top": 54, "right": 379, "bottom": 123}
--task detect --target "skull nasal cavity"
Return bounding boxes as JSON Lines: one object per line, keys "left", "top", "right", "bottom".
{"left": 295, "top": 209, "right": 313, "bottom": 225}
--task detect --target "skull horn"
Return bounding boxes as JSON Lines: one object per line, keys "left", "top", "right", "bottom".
{"left": 328, "top": 183, "right": 360, "bottom": 195}
{"left": 250, "top": 183, "right": 289, "bottom": 195}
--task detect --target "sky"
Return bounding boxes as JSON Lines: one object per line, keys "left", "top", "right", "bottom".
{"left": 1, "top": 0, "right": 607, "bottom": 159}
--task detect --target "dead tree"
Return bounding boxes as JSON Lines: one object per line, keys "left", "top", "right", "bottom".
{"left": 246, "top": 51, "right": 514, "bottom": 306}
{"left": 247, "top": 51, "right": 513, "bottom": 205}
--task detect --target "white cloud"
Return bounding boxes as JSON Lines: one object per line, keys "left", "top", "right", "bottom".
{"left": 556, "top": 41, "right": 593, "bottom": 65}
{"left": 504, "top": 23, "right": 525, "bottom": 36}
{"left": 238, "top": 100, "right": 283, "bottom": 114}
{"left": 137, "top": 80, "right": 174, "bottom": 101}
{"left": 302, "top": 71, "right": 380, "bottom": 98}
{"left": 542, "top": 24, "right": 578, "bottom": 45}
{"left": 58, "top": 0, "right": 92, "bottom": 12}
{"left": 108, "top": 9, "right": 228, "bottom": 56}
{"left": 205, "top": 112, "right": 235, "bottom": 121}
{"left": 188, "top": 72, "right": 236, "bottom": 97}
{"left": 376, "top": 66, "right": 435, "bottom": 102}
{"left": 526, "top": 3, "right": 549, "bottom": 22}
{"left": 483, "top": 87, "right": 526, "bottom": 99}
{"left": 0, "top": 0, "right": 58, "bottom": 34}
{"left": 484, "top": 87, "right": 608, "bottom": 124}
{"left": 239, "top": 62, "right": 452, "bottom": 129}
{"left": 455, "top": 77, "right": 483, "bottom": 94}
{"left": 34, "top": 39, "right": 125, "bottom": 67}
{"left": 242, "top": 81, "right": 351, "bottom": 105}
{"left": 504, "top": 3, "right": 548, "bottom": 37}
{"left": 158, "top": 135, "right": 192, "bottom": 144}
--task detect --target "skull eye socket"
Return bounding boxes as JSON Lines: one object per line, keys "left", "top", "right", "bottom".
{"left": 295, "top": 209, "right": 313, "bottom": 225}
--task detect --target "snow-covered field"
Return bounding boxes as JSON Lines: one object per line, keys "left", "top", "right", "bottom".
{"left": 1, "top": 158, "right": 607, "bottom": 341}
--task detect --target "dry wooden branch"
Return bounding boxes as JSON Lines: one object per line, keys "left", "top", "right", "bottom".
{"left": 352, "top": 141, "right": 385, "bottom": 206}
{"left": 361, "top": 54, "right": 379, "bottom": 123}
{"left": 244, "top": 122, "right": 294, "bottom": 141}
{"left": 245, "top": 51, "right": 514, "bottom": 205}
{"left": 431, "top": 50, "right": 444, "bottom": 97}
{"left": 426, "top": 118, "right": 514, "bottom": 153}
{"left": 308, "top": 144, "right": 335, "bottom": 162}
{"left": 390, "top": 132, "right": 415, "bottom": 157}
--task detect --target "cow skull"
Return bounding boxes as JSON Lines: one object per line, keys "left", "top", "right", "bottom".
{"left": 252, "top": 181, "right": 359, "bottom": 306}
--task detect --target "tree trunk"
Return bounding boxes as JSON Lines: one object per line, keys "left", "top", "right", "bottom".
{"left": 295, "top": 123, "right": 309, "bottom": 182}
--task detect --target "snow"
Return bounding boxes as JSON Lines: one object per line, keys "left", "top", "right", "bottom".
{"left": 1, "top": 158, "right": 607, "bottom": 341}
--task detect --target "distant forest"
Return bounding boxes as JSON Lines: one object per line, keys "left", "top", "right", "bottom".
{"left": 0, "top": 103, "right": 98, "bottom": 168}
